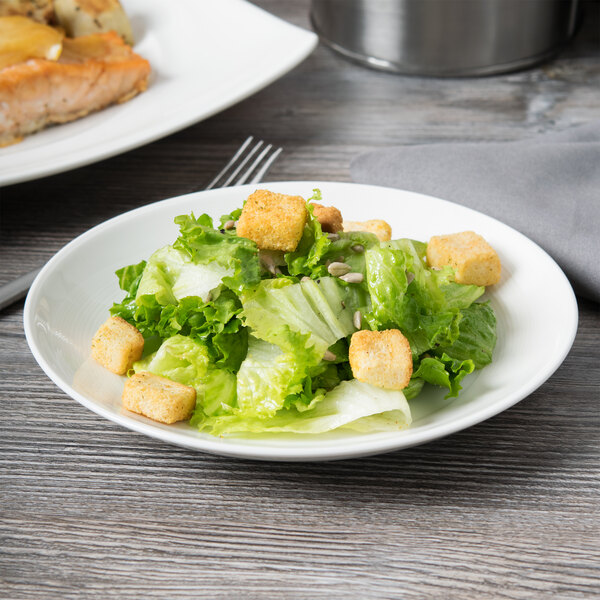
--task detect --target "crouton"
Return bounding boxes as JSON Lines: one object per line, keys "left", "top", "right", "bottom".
{"left": 310, "top": 202, "right": 343, "bottom": 233}
{"left": 236, "top": 189, "right": 307, "bottom": 252}
{"left": 343, "top": 219, "right": 392, "bottom": 242}
{"left": 91, "top": 316, "right": 144, "bottom": 375}
{"left": 349, "top": 329, "right": 412, "bottom": 390}
{"left": 122, "top": 372, "right": 196, "bottom": 424}
{"left": 426, "top": 231, "right": 501, "bottom": 286}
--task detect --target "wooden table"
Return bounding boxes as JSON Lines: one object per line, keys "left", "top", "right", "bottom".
{"left": 1, "top": 2, "right": 599, "bottom": 597}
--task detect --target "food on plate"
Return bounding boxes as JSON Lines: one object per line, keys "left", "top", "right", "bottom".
{"left": 0, "top": 0, "right": 133, "bottom": 42}
{"left": 0, "top": 16, "right": 63, "bottom": 70}
{"left": 310, "top": 202, "right": 343, "bottom": 233}
{"left": 349, "top": 329, "right": 413, "bottom": 390}
{"left": 236, "top": 189, "right": 307, "bottom": 252}
{"left": 0, "top": 0, "right": 54, "bottom": 23}
{"left": 91, "top": 315, "right": 144, "bottom": 375}
{"left": 0, "top": 30, "right": 150, "bottom": 146}
{"left": 427, "top": 230, "right": 501, "bottom": 286}
{"left": 53, "top": 0, "right": 134, "bottom": 45}
{"left": 343, "top": 219, "right": 392, "bottom": 242}
{"left": 0, "top": 0, "right": 149, "bottom": 146}
{"left": 92, "top": 189, "right": 500, "bottom": 436}
{"left": 123, "top": 372, "right": 197, "bottom": 424}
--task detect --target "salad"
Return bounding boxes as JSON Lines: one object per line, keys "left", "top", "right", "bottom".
{"left": 93, "top": 189, "right": 498, "bottom": 436}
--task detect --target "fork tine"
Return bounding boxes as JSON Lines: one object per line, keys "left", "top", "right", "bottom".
{"left": 222, "top": 140, "right": 263, "bottom": 188}
{"left": 204, "top": 136, "right": 282, "bottom": 191}
{"left": 249, "top": 146, "right": 282, "bottom": 184}
{"left": 205, "top": 136, "right": 254, "bottom": 190}
{"left": 235, "top": 143, "right": 272, "bottom": 186}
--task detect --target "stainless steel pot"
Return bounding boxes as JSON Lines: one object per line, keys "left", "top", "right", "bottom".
{"left": 310, "top": 0, "right": 580, "bottom": 76}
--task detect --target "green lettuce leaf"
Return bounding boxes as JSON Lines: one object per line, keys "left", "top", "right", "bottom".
{"left": 241, "top": 277, "right": 368, "bottom": 356}
{"left": 434, "top": 301, "right": 497, "bottom": 369}
{"left": 136, "top": 245, "right": 232, "bottom": 306}
{"left": 133, "top": 335, "right": 237, "bottom": 418}
{"left": 173, "top": 212, "right": 261, "bottom": 292}
{"left": 412, "top": 353, "right": 475, "bottom": 398}
{"left": 112, "top": 271, "right": 247, "bottom": 372}
{"left": 234, "top": 336, "right": 320, "bottom": 418}
{"left": 364, "top": 244, "right": 410, "bottom": 329}
{"left": 198, "top": 379, "right": 412, "bottom": 435}
{"left": 285, "top": 200, "right": 332, "bottom": 278}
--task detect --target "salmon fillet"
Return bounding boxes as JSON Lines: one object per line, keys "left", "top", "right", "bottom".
{"left": 0, "top": 31, "right": 151, "bottom": 146}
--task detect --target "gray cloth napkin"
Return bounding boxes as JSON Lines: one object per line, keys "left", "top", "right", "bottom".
{"left": 351, "top": 121, "right": 600, "bottom": 302}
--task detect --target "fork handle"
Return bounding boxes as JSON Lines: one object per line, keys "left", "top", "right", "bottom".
{"left": 0, "top": 268, "right": 41, "bottom": 311}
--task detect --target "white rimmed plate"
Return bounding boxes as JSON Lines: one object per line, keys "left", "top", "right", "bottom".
{"left": 24, "top": 182, "right": 578, "bottom": 461}
{"left": 0, "top": 0, "right": 317, "bottom": 186}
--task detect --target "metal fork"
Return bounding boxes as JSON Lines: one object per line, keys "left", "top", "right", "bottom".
{"left": 0, "top": 137, "right": 282, "bottom": 311}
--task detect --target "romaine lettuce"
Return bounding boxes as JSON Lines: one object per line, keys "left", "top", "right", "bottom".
{"left": 197, "top": 379, "right": 411, "bottom": 435}
{"left": 133, "top": 334, "right": 237, "bottom": 418}
{"left": 173, "top": 212, "right": 261, "bottom": 292}
{"left": 241, "top": 277, "right": 368, "bottom": 356}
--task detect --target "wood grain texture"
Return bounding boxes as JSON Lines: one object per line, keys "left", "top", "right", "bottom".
{"left": 1, "top": 1, "right": 599, "bottom": 598}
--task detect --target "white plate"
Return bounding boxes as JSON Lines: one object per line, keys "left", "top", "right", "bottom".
{"left": 0, "top": 0, "right": 316, "bottom": 187}
{"left": 24, "top": 182, "right": 578, "bottom": 461}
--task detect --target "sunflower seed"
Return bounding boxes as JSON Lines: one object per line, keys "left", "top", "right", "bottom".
{"left": 353, "top": 310, "right": 362, "bottom": 329}
{"left": 327, "top": 233, "right": 340, "bottom": 241}
{"left": 260, "top": 253, "right": 277, "bottom": 275}
{"left": 323, "top": 350, "right": 337, "bottom": 362}
{"left": 301, "top": 276, "right": 312, "bottom": 283}
{"left": 224, "top": 220, "right": 236, "bottom": 230}
{"left": 351, "top": 244, "right": 364, "bottom": 253}
{"left": 339, "top": 272, "right": 364, "bottom": 284}
{"left": 328, "top": 262, "right": 352, "bottom": 277}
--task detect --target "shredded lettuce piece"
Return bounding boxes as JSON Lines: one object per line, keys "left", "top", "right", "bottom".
{"left": 241, "top": 277, "right": 368, "bottom": 355}
{"left": 198, "top": 380, "right": 411, "bottom": 435}
{"left": 173, "top": 212, "right": 261, "bottom": 292}
{"left": 235, "top": 337, "right": 319, "bottom": 418}
{"left": 136, "top": 245, "right": 232, "bottom": 305}
{"left": 133, "top": 335, "right": 237, "bottom": 418}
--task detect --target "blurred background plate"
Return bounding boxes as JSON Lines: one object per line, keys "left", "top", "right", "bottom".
{"left": 0, "top": 0, "right": 317, "bottom": 187}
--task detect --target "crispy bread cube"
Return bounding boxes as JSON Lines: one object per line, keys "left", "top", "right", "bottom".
{"left": 236, "top": 189, "right": 307, "bottom": 252}
{"left": 343, "top": 219, "right": 392, "bottom": 242}
{"left": 349, "top": 329, "right": 412, "bottom": 390}
{"left": 310, "top": 202, "right": 343, "bottom": 233}
{"left": 91, "top": 316, "right": 144, "bottom": 375}
{"left": 427, "top": 231, "right": 501, "bottom": 286}
{"left": 122, "top": 372, "right": 196, "bottom": 424}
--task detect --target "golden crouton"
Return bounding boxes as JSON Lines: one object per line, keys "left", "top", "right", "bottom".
{"left": 343, "top": 219, "right": 392, "bottom": 242}
{"left": 310, "top": 202, "right": 343, "bottom": 233}
{"left": 427, "top": 231, "right": 501, "bottom": 286}
{"left": 349, "top": 329, "right": 412, "bottom": 391}
{"left": 91, "top": 316, "right": 144, "bottom": 375}
{"left": 122, "top": 372, "right": 196, "bottom": 424}
{"left": 236, "top": 189, "right": 307, "bottom": 252}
